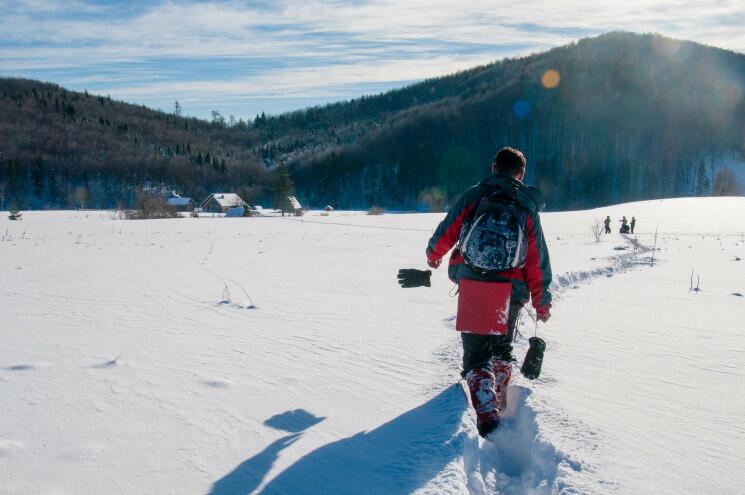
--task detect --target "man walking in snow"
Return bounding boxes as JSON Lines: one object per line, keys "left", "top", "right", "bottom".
{"left": 425, "top": 147, "right": 553, "bottom": 438}
{"left": 630, "top": 216, "right": 636, "bottom": 234}
{"left": 604, "top": 216, "right": 612, "bottom": 234}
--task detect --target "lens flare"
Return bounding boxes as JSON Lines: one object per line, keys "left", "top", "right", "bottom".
{"left": 512, "top": 100, "right": 530, "bottom": 118}
{"left": 541, "top": 70, "right": 561, "bottom": 89}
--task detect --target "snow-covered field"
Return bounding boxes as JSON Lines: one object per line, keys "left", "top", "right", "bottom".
{"left": 1, "top": 197, "right": 744, "bottom": 495}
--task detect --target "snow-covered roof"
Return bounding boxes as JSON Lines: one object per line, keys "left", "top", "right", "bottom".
{"left": 203, "top": 193, "right": 245, "bottom": 208}
{"left": 167, "top": 197, "right": 193, "bottom": 206}
{"left": 288, "top": 196, "right": 302, "bottom": 209}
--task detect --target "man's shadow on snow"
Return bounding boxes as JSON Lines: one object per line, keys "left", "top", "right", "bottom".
{"left": 209, "top": 386, "right": 467, "bottom": 495}
{"left": 209, "top": 409, "right": 326, "bottom": 495}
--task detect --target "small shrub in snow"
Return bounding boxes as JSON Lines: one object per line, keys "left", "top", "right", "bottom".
{"left": 127, "top": 195, "right": 179, "bottom": 220}
{"left": 8, "top": 207, "right": 22, "bottom": 220}
{"left": 109, "top": 206, "right": 125, "bottom": 220}
{"left": 689, "top": 269, "right": 702, "bottom": 292}
{"left": 591, "top": 219, "right": 603, "bottom": 243}
{"left": 417, "top": 187, "right": 447, "bottom": 212}
{"left": 368, "top": 206, "right": 384, "bottom": 215}
{"left": 631, "top": 236, "right": 640, "bottom": 253}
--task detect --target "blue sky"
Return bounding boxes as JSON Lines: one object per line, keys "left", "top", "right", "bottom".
{"left": 2, "top": 0, "right": 744, "bottom": 120}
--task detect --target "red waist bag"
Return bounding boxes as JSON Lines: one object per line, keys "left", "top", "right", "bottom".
{"left": 456, "top": 279, "right": 511, "bottom": 335}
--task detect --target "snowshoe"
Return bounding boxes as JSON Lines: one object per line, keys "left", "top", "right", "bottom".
{"left": 477, "top": 418, "right": 500, "bottom": 439}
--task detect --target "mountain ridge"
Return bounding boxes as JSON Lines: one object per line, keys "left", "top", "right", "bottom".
{"left": 1, "top": 32, "right": 743, "bottom": 210}
{"left": 286, "top": 31, "right": 745, "bottom": 209}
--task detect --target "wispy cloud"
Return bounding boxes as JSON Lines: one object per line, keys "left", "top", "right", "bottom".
{"left": 1, "top": 0, "right": 744, "bottom": 118}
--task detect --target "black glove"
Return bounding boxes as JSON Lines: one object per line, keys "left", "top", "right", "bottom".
{"left": 397, "top": 268, "right": 432, "bottom": 288}
{"left": 520, "top": 337, "right": 546, "bottom": 380}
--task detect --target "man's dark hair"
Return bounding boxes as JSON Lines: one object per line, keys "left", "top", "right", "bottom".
{"left": 493, "top": 147, "right": 526, "bottom": 177}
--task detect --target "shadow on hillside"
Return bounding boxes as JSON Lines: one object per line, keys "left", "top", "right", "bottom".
{"left": 209, "top": 386, "right": 467, "bottom": 495}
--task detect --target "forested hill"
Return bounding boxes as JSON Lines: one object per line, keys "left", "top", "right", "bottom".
{"left": 286, "top": 32, "right": 745, "bottom": 210}
{"left": 1, "top": 32, "right": 744, "bottom": 210}
{"left": 0, "top": 79, "right": 271, "bottom": 209}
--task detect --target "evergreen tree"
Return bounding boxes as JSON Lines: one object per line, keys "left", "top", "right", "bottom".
{"left": 271, "top": 164, "right": 294, "bottom": 216}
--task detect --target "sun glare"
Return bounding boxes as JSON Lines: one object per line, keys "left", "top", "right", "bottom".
{"left": 541, "top": 69, "right": 561, "bottom": 89}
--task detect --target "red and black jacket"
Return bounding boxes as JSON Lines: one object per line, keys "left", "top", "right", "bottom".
{"left": 426, "top": 173, "right": 552, "bottom": 311}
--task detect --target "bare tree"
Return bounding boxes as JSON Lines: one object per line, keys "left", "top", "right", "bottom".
{"left": 127, "top": 192, "right": 178, "bottom": 219}
{"left": 712, "top": 167, "right": 741, "bottom": 196}
{"left": 591, "top": 218, "right": 603, "bottom": 243}
{"left": 75, "top": 186, "right": 89, "bottom": 210}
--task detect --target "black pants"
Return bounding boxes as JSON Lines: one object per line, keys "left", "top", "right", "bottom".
{"left": 461, "top": 302, "right": 522, "bottom": 376}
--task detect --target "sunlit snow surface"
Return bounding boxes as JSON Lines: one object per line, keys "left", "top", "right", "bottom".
{"left": 1, "top": 198, "right": 744, "bottom": 494}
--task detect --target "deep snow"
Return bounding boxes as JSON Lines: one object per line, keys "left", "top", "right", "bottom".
{"left": 1, "top": 197, "right": 744, "bottom": 494}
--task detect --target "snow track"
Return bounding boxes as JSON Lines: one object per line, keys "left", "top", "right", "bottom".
{"left": 553, "top": 235, "right": 652, "bottom": 293}
{"left": 451, "top": 225, "right": 656, "bottom": 494}
{"left": 460, "top": 387, "right": 562, "bottom": 495}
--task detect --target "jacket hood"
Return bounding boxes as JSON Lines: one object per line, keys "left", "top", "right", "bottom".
{"left": 480, "top": 173, "right": 546, "bottom": 212}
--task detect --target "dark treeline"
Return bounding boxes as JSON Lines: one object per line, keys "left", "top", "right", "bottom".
{"left": 1, "top": 32, "right": 743, "bottom": 211}
{"left": 0, "top": 79, "right": 270, "bottom": 209}
{"left": 287, "top": 32, "right": 745, "bottom": 210}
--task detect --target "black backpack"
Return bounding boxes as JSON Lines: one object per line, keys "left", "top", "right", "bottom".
{"left": 458, "top": 189, "right": 528, "bottom": 275}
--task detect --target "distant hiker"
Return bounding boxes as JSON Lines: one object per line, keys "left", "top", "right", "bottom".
{"left": 425, "top": 147, "right": 553, "bottom": 439}
{"left": 619, "top": 216, "right": 630, "bottom": 234}
{"left": 630, "top": 216, "right": 636, "bottom": 234}
{"left": 604, "top": 216, "right": 611, "bottom": 234}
